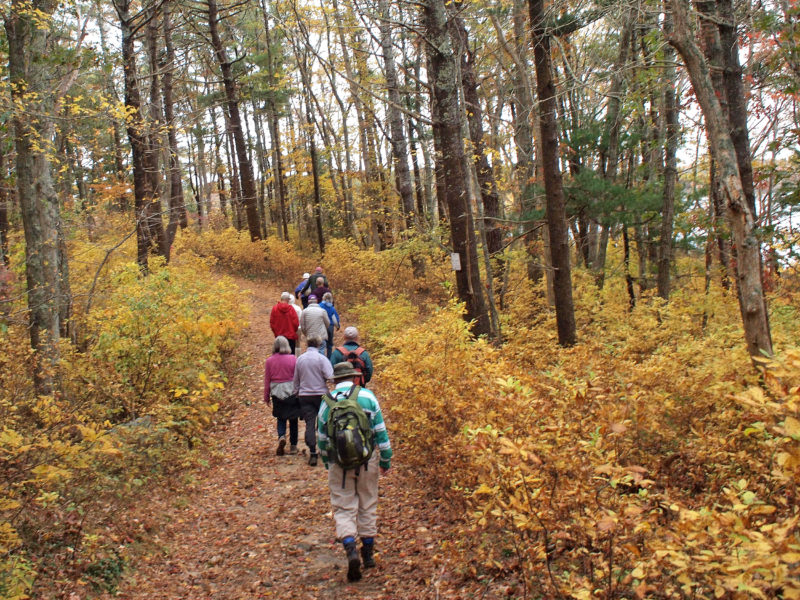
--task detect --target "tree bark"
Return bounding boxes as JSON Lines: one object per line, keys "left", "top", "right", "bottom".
{"left": 457, "top": 18, "right": 502, "bottom": 259}
{"left": 529, "top": 0, "right": 577, "bottom": 346}
{"left": 668, "top": 0, "right": 772, "bottom": 358}
{"left": 162, "top": 3, "right": 187, "bottom": 252}
{"left": 6, "top": 0, "right": 64, "bottom": 393}
{"left": 207, "top": 0, "right": 261, "bottom": 241}
{"left": 596, "top": 12, "right": 635, "bottom": 286}
{"left": 657, "top": 10, "right": 680, "bottom": 299}
{"left": 378, "top": 0, "right": 416, "bottom": 231}
{"left": 114, "top": 0, "right": 166, "bottom": 271}
{"left": 423, "top": 0, "right": 491, "bottom": 337}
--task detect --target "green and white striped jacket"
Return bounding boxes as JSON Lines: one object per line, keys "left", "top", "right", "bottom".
{"left": 317, "top": 381, "right": 392, "bottom": 470}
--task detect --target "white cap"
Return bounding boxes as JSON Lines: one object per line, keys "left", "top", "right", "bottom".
{"left": 343, "top": 326, "right": 358, "bottom": 340}
{"left": 302, "top": 272, "right": 310, "bottom": 279}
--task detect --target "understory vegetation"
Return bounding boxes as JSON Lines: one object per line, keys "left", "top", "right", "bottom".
{"left": 2, "top": 221, "right": 799, "bottom": 599}
{"left": 1, "top": 219, "right": 244, "bottom": 597}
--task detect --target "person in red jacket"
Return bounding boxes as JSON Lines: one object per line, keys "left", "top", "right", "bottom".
{"left": 270, "top": 292, "right": 300, "bottom": 354}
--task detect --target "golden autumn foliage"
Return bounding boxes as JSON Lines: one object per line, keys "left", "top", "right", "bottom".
{"left": 0, "top": 220, "right": 245, "bottom": 598}
{"left": 369, "top": 253, "right": 800, "bottom": 599}
{"left": 3, "top": 217, "right": 799, "bottom": 599}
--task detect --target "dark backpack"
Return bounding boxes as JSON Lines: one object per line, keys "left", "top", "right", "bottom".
{"left": 323, "top": 385, "right": 374, "bottom": 487}
{"left": 336, "top": 346, "right": 367, "bottom": 386}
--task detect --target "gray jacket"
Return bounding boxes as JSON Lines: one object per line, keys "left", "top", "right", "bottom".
{"left": 300, "top": 304, "right": 330, "bottom": 341}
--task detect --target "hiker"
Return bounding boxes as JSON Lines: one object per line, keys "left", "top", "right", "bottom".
{"left": 292, "top": 335, "right": 333, "bottom": 466}
{"left": 319, "top": 292, "right": 341, "bottom": 358}
{"left": 288, "top": 295, "right": 302, "bottom": 352}
{"left": 294, "top": 272, "right": 311, "bottom": 308}
{"left": 263, "top": 336, "right": 300, "bottom": 456}
{"left": 299, "top": 266, "right": 329, "bottom": 306}
{"left": 309, "top": 275, "right": 332, "bottom": 304}
{"left": 330, "top": 326, "right": 373, "bottom": 387}
{"left": 300, "top": 295, "right": 330, "bottom": 355}
{"left": 270, "top": 292, "right": 300, "bottom": 354}
{"left": 317, "top": 361, "right": 392, "bottom": 582}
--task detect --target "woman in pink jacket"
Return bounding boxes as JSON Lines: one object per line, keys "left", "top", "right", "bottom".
{"left": 264, "top": 336, "right": 300, "bottom": 455}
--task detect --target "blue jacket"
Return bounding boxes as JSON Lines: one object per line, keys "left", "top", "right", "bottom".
{"left": 319, "top": 301, "right": 340, "bottom": 329}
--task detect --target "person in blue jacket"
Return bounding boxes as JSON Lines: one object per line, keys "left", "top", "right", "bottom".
{"left": 319, "top": 292, "right": 341, "bottom": 358}
{"left": 294, "top": 272, "right": 310, "bottom": 307}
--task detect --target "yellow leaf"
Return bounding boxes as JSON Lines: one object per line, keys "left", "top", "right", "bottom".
{"left": 785, "top": 416, "right": 800, "bottom": 437}
{"left": 781, "top": 552, "right": 800, "bottom": 563}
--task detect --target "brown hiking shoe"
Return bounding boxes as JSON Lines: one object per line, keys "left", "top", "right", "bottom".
{"left": 288, "top": 445, "right": 299, "bottom": 455}
{"left": 308, "top": 453, "right": 318, "bottom": 466}
{"left": 276, "top": 437, "right": 286, "bottom": 456}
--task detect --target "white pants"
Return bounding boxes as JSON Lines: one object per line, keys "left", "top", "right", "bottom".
{"left": 328, "top": 453, "right": 380, "bottom": 540}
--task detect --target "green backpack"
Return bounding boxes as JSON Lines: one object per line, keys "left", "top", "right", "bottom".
{"left": 323, "top": 385, "right": 375, "bottom": 487}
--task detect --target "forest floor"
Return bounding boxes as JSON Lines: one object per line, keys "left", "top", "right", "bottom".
{"left": 109, "top": 275, "right": 473, "bottom": 600}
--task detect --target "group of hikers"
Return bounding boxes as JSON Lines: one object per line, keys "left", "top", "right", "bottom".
{"left": 263, "top": 267, "right": 393, "bottom": 583}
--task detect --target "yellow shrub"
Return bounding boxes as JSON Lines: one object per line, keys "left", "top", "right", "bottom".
{"left": 0, "top": 225, "right": 246, "bottom": 597}
{"left": 373, "top": 256, "right": 800, "bottom": 598}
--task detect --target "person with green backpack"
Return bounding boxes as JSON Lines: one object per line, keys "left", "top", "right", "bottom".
{"left": 317, "top": 361, "right": 392, "bottom": 582}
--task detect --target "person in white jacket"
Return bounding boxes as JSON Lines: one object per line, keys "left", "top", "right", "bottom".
{"left": 299, "top": 295, "right": 330, "bottom": 354}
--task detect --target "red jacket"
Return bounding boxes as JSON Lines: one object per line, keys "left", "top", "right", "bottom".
{"left": 270, "top": 302, "right": 299, "bottom": 340}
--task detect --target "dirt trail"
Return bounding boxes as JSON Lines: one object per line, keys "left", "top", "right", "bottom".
{"left": 115, "top": 277, "right": 460, "bottom": 600}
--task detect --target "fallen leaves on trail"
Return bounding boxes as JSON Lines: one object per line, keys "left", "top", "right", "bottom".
{"left": 94, "top": 278, "right": 475, "bottom": 600}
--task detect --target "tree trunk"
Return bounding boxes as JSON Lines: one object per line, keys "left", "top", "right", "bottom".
{"left": 529, "top": 0, "right": 577, "bottom": 346}
{"left": 379, "top": 0, "right": 416, "bottom": 232}
{"left": 0, "top": 145, "right": 9, "bottom": 266}
{"left": 657, "top": 10, "right": 680, "bottom": 300}
{"left": 304, "top": 95, "right": 325, "bottom": 254}
{"left": 114, "top": 0, "right": 166, "bottom": 271}
{"left": 668, "top": 0, "right": 772, "bottom": 358}
{"left": 207, "top": 0, "right": 261, "bottom": 241}
{"left": 162, "top": 3, "right": 187, "bottom": 252}
{"left": 596, "top": 13, "right": 635, "bottom": 286}
{"left": 6, "top": 0, "right": 64, "bottom": 393}
{"left": 457, "top": 18, "right": 502, "bottom": 259}
{"left": 423, "top": 0, "right": 491, "bottom": 337}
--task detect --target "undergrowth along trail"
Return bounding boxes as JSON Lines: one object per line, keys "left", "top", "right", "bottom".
{"left": 112, "top": 276, "right": 463, "bottom": 600}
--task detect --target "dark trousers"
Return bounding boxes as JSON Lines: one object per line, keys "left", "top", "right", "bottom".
{"left": 288, "top": 338, "right": 297, "bottom": 355}
{"left": 298, "top": 395, "right": 323, "bottom": 454}
{"left": 277, "top": 418, "right": 299, "bottom": 445}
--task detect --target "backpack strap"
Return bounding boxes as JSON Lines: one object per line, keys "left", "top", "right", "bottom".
{"left": 323, "top": 392, "right": 337, "bottom": 410}
{"left": 352, "top": 347, "right": 365, "bottom": 357}
{"left": 336, "top": 346, "right": 348, "bottom": 357}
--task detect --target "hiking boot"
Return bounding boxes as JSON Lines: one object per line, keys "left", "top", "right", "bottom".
{"left": 361, "top": 542, "right": 376, "bottom": 569}
{"left": 344, "top": 541, "right": 362, "bottom": 582}
{"left": 288, "top": 445, "right": 298, "bottom": 455}
{"left": 276, "top": 436, "right": 286, "bottom": 456}
{"left": 308, "top": 453, "right": 318, "bottom": 467}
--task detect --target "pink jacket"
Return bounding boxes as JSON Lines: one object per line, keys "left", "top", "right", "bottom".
{"left": 264, "top": 353, "right": 297, "bottom": 403}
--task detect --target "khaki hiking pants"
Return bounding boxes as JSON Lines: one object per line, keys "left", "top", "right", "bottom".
{"left": 328, "top": 453, "right": 380, "bottom": 540}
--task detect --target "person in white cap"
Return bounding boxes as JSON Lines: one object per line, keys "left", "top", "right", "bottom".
{"left": 329, "top": 326, "right": 373, "bottom": 387}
